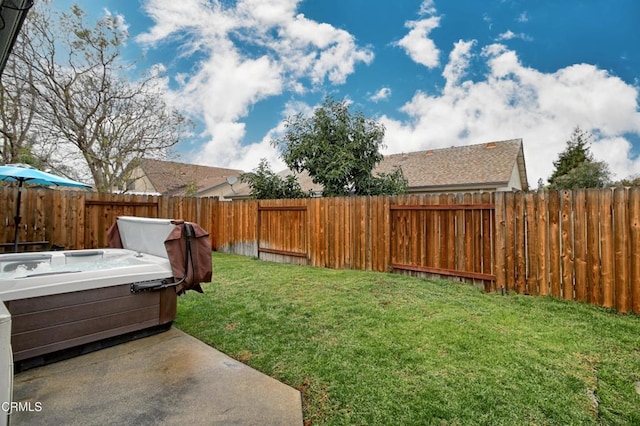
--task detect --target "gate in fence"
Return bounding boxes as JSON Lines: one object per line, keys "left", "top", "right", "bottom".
{"left": 257, "top": 203, "right": 309, "bottom": 265}
{"left": 390, "top": 193, "right": 496, "bottom": 291}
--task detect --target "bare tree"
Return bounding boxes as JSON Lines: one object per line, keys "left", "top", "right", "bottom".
{"left": 0, "top": 2, "right": 41, "bottom": 165}
{"left": 0, "top": 3, "right": 191, "bottom": 191}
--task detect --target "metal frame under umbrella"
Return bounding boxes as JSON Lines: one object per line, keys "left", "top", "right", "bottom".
{"left": 0, "top": 164, "right": 92, "bottom": 252}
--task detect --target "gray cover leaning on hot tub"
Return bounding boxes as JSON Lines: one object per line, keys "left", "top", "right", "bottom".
{"left": 107, "top": 219, "right": 212, "bottom": 294}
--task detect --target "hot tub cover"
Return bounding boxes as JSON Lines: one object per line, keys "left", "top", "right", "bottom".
{"left": 165, "top": 220, "right": 212, "bottom": 295}
{"left": 107, "top": 219, "right": 212, "bottom": 294}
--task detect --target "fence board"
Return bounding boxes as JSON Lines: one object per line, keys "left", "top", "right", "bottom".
{"left": 524, "top": 192, "right": 538, "bottom": 295}
{"left": 481, "top": 192, "right": 494, "bottom": 291}
{"left": 494, "top": 191, "right": 506, "bottom": 291}
{"left": 382, "top": 196, "right": 391, "bottom": 272}
{"left": 561, "top": 190, "right": 574, "bottom": 300}
{"left": 515, "top": 192, "right": 526, "bottom": 293}
{"left": 614, "top": 188, "right": 629, "bottom": 313}
{"left": 573, "top": 190, "right": 587, "bottom": 302}
{"left": 535, "top": 191, "right": 549, "bottom": 296}
{"left": 548, "top": 191, "right": 561, "bottom": 298}
{"left": 630, "top": 188, "right": 640, "bottom": 313}
{"left": 585, "top": 190, "right": 601, "bottom": 305}
{"left": 600, "top": 190, "right": 614, "bottom": 308}
{"left": 463, "top": 193, "right": 473, "bottom": 276}
{"left": 504, "top": 192, "right": 516, "bottom": 291}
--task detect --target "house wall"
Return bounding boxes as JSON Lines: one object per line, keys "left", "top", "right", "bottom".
{"left": 128, "top": 166, "right": 157, "bottom": 193}
{"left": 407, "top": 186, "right": 497, "bottom": 195}
{"left": 199, "top": 183, "right": 235, "bottom": 200}
{"left": 500, "top": 163, "right": 523, "bottom": 191}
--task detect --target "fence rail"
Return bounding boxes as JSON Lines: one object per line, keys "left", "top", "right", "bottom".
{"left": 2, "top": 187, "right": 640, "bottom": 314}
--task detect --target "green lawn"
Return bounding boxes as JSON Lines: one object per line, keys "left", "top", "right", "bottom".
{"left": 175, "top": 252, "right": 640, "bottom": 425}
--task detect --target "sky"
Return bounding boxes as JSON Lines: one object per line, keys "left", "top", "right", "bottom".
{"left": 58, "top": 0, "right": 640, "bottom": 186}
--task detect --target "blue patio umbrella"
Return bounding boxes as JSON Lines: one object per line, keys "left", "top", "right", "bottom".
{"left": 0, "top": 163, "right": 92, "bottom": 252}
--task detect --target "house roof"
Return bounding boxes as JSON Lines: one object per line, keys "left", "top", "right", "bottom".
{"left": 227, "top": 139, "right": 528, "bottom": 198}
{"left": 139, "top": 158, "right": 243, "bottom": 196}
{"left": 376, "top": 139, "right": 528, "bottom": 191}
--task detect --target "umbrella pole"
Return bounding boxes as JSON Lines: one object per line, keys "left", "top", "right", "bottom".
{"left": 13, "top": 181, "right": 23, "bottom": 253}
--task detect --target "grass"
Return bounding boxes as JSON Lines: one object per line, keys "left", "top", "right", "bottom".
{"left": 175, "top": 252, "right": 640, "bottom": 425}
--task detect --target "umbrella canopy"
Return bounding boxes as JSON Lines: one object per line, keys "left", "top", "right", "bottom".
{"left": 0, "top": 163, "right": 92, "bottom": 188}
{"left": 0, "top": 163, "right": 92, "bottom": 252}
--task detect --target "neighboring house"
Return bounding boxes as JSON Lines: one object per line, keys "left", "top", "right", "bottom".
{"left": 125, "top": 158, "right": 243, "bottom": 198}
{"left": 377, "top": 139, "right": 529, "bottom": 193}
{"left": 227, "top": 139, "right": 528, "bottom": 199}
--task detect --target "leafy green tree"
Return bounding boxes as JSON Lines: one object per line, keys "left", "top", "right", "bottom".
{"left": 240, "top": 159, "right": 312, "bottom": 200}
{"left": 272, "top": 97, "right": 407, "bottom": 197}
{"left": 185, "top": 180, "right": 199, "bottom": 197}
{"left": 550, "top": 161, "right": 611, "bottom": 190}
{"left": 548, "top": 126, "right": 611, "bottom": 189}
{"left": 360, "top": 168, "right": 409, "bottom": 195}
{"left": 616, "top": 175, "right": 640, "bottom": 187}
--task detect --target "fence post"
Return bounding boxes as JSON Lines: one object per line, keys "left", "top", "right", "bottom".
{"left": 493, "top": 191, "right": 506, "bottom": 292}
{"left": 629, "top": 187, "right": 640, "bottom": 314}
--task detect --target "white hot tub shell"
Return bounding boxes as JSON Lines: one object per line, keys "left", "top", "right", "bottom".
{"left": 0, "top": 217, "right": 181, "bottom": 367}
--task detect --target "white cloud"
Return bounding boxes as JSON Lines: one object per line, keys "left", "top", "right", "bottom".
{"left": 395, "top": 16, "right": 441, "bottom": 68}
{"left": 442, "top": 40, "right": 476, "bottom": 89}
{"left": 591, "top": 137, "right": 640, "bottom": 179}
{"left": 381, "top": 42, "right": 640, "bottom": 184}
{"left": 135, "top": 0, "right": 640, "bottom": 185}
{"left": 418, "top": 0, "right": 437, "bottom": 16}
{"left": 496, "top": 30, "right": 533, "bottom": 42}
{"left": 370, "top": 87, "right": 392, "bottom": 102}
{"left": 138, "top": 0, "right": 373, "bottom": 170}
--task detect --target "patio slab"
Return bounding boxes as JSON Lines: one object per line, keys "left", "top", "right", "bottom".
{"left": 10, "top": 327, "right": 303, "bottom": 425}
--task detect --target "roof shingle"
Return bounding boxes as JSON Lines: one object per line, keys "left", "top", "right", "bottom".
{"left": 139, "top": 159, "right": 243, "bottom": 196}
{"left": 375, "top": 139, "right": 525, "bottom": 188}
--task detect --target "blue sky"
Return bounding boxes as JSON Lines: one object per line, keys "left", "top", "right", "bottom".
{"left": 58, "top": 0, "right": 640, "bottom": 185}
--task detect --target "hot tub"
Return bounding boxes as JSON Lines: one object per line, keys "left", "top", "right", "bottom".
{"left": 0, "top": 216, "right": 210, "bottom": 369}
{"left": 0, "top": 248, "right": 176, "bottom": 366}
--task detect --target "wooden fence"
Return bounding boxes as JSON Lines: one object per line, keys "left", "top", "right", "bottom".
{"left": 2, "top": 186, "right": 640, "bottom": 314}
{"left": 495, "top": 188, "right": 640, "bottom": 314}
{"left": 0, "top": 187, "right": 216, "bottom": 250}
{"left": 210, "top": 190, "right": 640, "bottom": 314}
{"left": 213, "top": 195, "right": 496, "bottom": 289}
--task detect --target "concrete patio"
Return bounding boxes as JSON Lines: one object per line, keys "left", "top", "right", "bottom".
{"left": 10, "top": 327, "right": 303, "bottom": 425}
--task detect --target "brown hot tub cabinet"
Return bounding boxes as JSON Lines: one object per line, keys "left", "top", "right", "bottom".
{"left": 5, "top": 284, "right": 176, "bottom": 365}
{"left": 0, "top": 216, "right": 211, "bottom": 370}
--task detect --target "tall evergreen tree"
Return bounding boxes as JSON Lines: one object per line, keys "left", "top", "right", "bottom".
{"left": 548, "top": 126, "right": 610, "bottom": 189}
